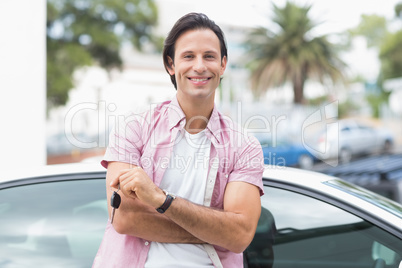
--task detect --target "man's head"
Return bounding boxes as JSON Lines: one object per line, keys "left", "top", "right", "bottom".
{"left": 163, "top": 13, "right": 228, "bottom": 89}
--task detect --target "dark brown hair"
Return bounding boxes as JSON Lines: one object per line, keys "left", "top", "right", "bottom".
{"left": 162, "top": 13, "right": 228, "bottom": 89}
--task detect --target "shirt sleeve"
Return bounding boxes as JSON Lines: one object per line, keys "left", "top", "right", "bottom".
{"left": 101, "top": 112, "right": 145, "bottom": 169}
{"left": 228, "top": 134, "right": 265, "bottom": 196}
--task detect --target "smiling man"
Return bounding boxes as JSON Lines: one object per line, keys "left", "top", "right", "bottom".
{"left": 93, "top": 13, "right": 264, "bottom": 268}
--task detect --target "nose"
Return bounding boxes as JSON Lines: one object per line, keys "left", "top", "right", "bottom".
{"left": 193, "top": 56, "right": 207, "bottom": 73}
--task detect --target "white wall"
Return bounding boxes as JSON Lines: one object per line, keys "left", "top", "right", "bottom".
{"left": 0, "top": 0, "right": 46, "bottom": 168}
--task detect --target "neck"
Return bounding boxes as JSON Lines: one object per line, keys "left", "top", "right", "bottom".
{"left": 176, "top": 94, "right": 214, "bottom": 134}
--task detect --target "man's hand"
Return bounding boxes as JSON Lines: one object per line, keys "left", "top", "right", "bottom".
{"left": 110, "top": 167, "right": 165, "bottom": 209}
{"left": 106, "top": 161, "right": 204, "bottom": 244}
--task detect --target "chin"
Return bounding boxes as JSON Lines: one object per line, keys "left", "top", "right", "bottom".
{"left": 191, "top": 89, "right": 215, "bottom": 99}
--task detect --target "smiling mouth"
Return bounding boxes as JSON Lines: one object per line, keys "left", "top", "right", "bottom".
{"left": 188, "top": 77, "right": 210, "bottom": 82}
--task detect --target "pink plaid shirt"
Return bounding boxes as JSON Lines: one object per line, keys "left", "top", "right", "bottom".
{"left": 93, "top": 96, "right": 264, "bottom": 268}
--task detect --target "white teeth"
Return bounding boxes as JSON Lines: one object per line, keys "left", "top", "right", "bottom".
{"left": 190, "top": 78, "right": 208, "bottom": 82}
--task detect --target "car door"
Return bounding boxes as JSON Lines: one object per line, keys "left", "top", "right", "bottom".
{"left": 0, "top": 173, "right": 108, "bottom": 268}
{"left": 244, "top": 182, "right": 402, "bottom": 268}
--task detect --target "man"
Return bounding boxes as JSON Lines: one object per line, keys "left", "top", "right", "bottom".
{"left": 93, "top": 13, "right": 264, "bottom": 267}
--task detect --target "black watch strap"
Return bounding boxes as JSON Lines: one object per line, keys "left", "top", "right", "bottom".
{"left": 156, "top": 190, "right": 176, "bottom": 213}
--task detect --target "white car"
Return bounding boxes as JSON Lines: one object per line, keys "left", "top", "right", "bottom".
{"left": 317, "top": 119, "right": 394, "bottom": 163}
{"left": 0, "top": 163, "right": 401, "bottom": 268}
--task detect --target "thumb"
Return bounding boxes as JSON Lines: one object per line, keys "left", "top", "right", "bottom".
{"left": 110, "top": 176, "right": 120, "bottom": 189}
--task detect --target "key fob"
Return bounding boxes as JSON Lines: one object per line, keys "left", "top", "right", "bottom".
{"left": 111, "top": 191, "right": 121, "bottom": 209}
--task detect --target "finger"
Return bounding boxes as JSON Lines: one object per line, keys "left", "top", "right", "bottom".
{"left": 110, "top": 168, "right": 134, "bottom": 188}
{"left": 118, "top": 170, "right": 136, "bottom": 184}
{"left": 116, "top": 166, "right": 144, "bottom": 197}
{"left": 119, "top": 171, "right": 140, "bottom": 189}
{"left": 119, "top": 180, "right": 136, "bottom": 199}
{"left": 117, "top": 168, "right": 134, "bottom": 177}
{"left": 119, "top": 166, "right": 143, "bottom": 182}
{"left": 109, "top": 168, "right": 130, "bottom": 188}
{"left": 122, "top": 180, "right": 139, "bottom": 198}
{"left": 109, "top": 176, "right": 120, "bottom": 189}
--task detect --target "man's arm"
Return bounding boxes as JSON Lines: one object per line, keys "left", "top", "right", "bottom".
{"left": 115, "top": 165, "right": 261, "bottom": 253}
{"left": 106, "top": 161, "right": 204, "bottom": 244}
{"left": 165, "top": 181, "right": 261, "bottom": 253}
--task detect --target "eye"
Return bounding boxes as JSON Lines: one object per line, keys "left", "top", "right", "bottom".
{"left": 184, "top": 55, "right": 193, "bottom": 59}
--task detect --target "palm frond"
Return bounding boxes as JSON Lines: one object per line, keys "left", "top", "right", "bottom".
{"left": 244, "top": 1, "right": 347, "bottom": 103}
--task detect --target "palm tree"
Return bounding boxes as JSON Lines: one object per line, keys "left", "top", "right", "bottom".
{"left": 245, "top": 1, "right": 346, "bottom": 104}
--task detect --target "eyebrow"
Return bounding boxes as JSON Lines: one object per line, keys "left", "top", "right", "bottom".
{"left": 180, "top": 50, "right": 219, "bottom": 55}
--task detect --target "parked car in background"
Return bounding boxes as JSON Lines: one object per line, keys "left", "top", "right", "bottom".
{"left": 317, "top": 119, "right": 394, "bottom": 163}
{"left": 257, "top": 136, "right": 317, "bottom": 169}
{"left": 0, "top": 164, "right": 401, "bottom": 268}
{"left": 321, "top": 153, "right": 402, "bottom": 204}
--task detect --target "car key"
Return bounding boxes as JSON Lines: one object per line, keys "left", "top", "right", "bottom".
{"left": 110, "top": 185, "right": 121, "bottom": 224}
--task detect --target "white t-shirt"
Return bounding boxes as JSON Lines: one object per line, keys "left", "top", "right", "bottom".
{"left": 145, "top": 129, "right": 213, "bottom": 268}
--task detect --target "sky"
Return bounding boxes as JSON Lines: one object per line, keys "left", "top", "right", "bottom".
{"left": 163, "top": 0, "right": 401, "bottom": 81}
{"left": 193, "top": 0, "right": 400, "bottom": 32}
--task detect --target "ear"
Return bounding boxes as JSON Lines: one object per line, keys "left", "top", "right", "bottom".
{"left": 220, "top": 56, "right": 227, "bottom": 76}
{"left": 167, "top": 56, "right": 175, "bottom": 75}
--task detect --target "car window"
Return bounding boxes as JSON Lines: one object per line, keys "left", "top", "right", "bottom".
{"left": 0, "top": 178, "right": 108, "bottom": 268}
{"left": 245, "top": 186, "right": 402, "bottom": 268}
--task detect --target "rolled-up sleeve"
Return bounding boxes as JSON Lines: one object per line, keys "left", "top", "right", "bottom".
{"left": 228, "top": 135, "right": 265, "bottom": 196}
{"left": 101, "top": 113, "right": 145, "bottom": 168}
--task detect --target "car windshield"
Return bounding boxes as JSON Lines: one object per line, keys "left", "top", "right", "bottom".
{"left": 325, "top": 179, "right": 402, "bottom": 218}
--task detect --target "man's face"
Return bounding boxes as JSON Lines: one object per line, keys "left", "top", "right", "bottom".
{"left": 168, "top": 29, "right": 227, "bottom": 102}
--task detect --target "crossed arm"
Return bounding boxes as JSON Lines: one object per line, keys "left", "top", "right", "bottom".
{"left": 107, "top": 161, "right": 261, "bottom": 254}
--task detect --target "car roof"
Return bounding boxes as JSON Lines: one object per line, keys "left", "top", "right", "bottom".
{"left": 263, "top": 165, "right": 402, "bottom": 235}
{"left": 0, "top": 163, "right": 106, "bottom": 184}
{"left": 263, "top": 165, "right": 401, "bottom": 212}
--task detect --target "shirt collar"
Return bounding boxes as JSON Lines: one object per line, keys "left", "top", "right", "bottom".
{"left": 205, "top": 105, "right": 223, "bottom": 145}
{"left": 167, "top": 95, "right": 223, "bottom": 145}
{"left": 167, "top": 96, "right": 186, "bottom": 130}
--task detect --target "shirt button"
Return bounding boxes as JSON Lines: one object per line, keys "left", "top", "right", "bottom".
{"left": 145, "top": 241, "right": 149, "bottom": 246}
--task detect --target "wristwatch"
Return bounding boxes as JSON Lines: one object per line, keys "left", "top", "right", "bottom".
{"left": 156, "top": 190, "right": 176, "bottom": 213}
